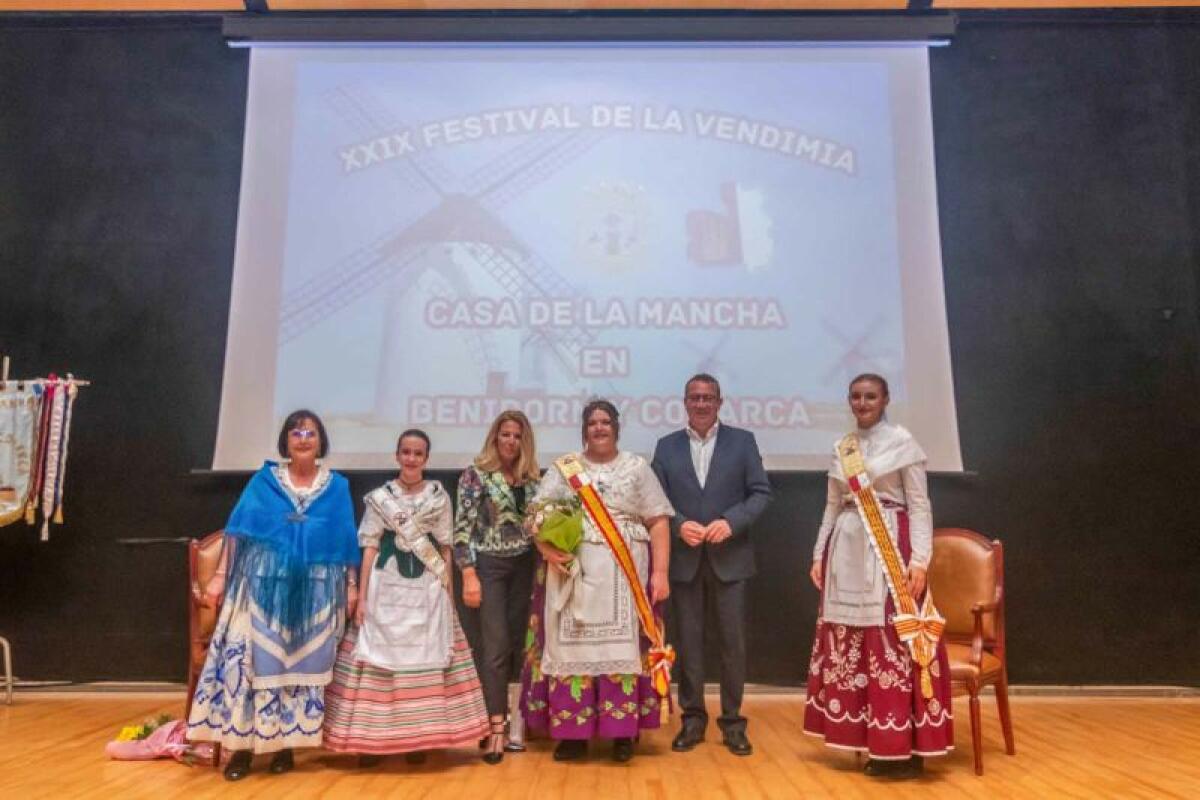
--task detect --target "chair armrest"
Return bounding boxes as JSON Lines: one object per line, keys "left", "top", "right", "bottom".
{"left": 969, "top": 606, "right": 988, "bottom": 667}
{"left": 191, "top": 580, "right": 223, "bottom": 610}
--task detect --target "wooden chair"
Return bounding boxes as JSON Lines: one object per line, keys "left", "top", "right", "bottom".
{"left": 928, "top": 527, "right": 1015, "bottom": 775}
{"left": 186, "top": 530, "right": 224, "bottom": 767}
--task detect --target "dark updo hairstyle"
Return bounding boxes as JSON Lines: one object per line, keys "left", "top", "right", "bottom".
{"left": 581, "top": 398, "right": 620, "bottom": 444}
{"left": 277, "top": 409, "right": 330, "bottom": 459}
{"left": 848, "top": 372, "right": 890, "bottom": 397}
{"left": 396, "top": 428, "right": 431, "bottom": 454}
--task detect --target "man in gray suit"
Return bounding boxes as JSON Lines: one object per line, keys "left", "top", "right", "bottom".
{"left": 651, "top": 373, "right": 773, "bottom": 756}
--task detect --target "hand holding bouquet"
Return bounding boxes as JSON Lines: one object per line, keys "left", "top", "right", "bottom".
{"left": 528, "top": 495, "right": 583, "bottom": 574}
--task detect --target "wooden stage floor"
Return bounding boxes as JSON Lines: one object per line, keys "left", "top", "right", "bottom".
{"left": 1, "top": 692, "right": 1197, "bottom": 799}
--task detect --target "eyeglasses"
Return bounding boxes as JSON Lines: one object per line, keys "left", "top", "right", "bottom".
{"left": 289, "top": 429, "right": 318, "bottom": 440}
{"left": 685, "top": 394, "right": 719, "bottom": 405}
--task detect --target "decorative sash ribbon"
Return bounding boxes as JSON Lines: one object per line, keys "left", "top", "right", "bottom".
{"left": 837, "top": 434, "right": 945, "bottom": 699}
{"left": 22, "top": 377, "right": 78, "bottom": 541}
{"left": 365, "top": 483, "right": 448, "bottom": 586}
{"left": 554, "top": 454, "right": 675, "bottom": 698}
{"left": 25, "top": 380, "right": 54, "bottom": 526}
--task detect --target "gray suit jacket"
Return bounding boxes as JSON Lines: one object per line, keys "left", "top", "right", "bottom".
{"left": 651, "top": 425, "right": 773, "bottom": 583}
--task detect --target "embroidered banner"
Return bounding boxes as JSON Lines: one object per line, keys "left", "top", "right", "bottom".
{"left": 0, "top": 386, "right": 43, "bottom": 527}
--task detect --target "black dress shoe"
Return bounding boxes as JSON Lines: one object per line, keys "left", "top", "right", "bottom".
{"left": 612, "top": 737, "right": 635, "bottom": 763}
{"left": 671, "top": 727, "right": 704, "bottom": 752}
{"left": 894, "top": 755, "right": 923, "bottom": 779}
{"left": 865, "top": 755, "right": 922, "bottom": 779}
{"left": 721, "top": 729, "right": 753, "bottom": 756}
{"left": 553, "top": 739, "right": 587, "bottom": 761}
{"left": 864, "top": 758, "right": 891, "bottom": 777}
{"left": 268, "top": 748, "right": 294, "bottom": 774}
{"left": 223, "top": 750, "right": 252, "bottom": 781}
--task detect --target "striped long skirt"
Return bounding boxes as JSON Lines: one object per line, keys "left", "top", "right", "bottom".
{"left": 322, "top": 619, "right": 489, "bottom": 754}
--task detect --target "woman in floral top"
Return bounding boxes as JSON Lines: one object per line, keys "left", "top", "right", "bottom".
{"left": 453, "top": 410, "right": 540, "bottom": 764}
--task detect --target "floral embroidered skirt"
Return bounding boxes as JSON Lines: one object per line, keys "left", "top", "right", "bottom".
{"left": 187, "top": 591, "right": 327, "bottom": 754}
{"left": 803, "top": 619, "right": 954, "bottom": 760}
{"left": 322, "top": 620, "right": 489, "bottom": 754}
{"left": 520, "top": 557, "right": 664, "bottom": 740}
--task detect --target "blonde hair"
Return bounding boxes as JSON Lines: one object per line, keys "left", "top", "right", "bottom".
{"left": 474, "top": 409, "right": 540, "bottom": 483}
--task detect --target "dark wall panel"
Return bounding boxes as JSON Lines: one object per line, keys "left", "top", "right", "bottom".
{"left": 0, "top": 15, "right": 1197, "bottom": 685}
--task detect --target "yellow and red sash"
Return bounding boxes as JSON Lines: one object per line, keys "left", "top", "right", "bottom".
{"left": 555, "top": 453, "right": 675, "bottom": 698}
{"left": 837, "top": 434, "right": 945, "bottom": 699}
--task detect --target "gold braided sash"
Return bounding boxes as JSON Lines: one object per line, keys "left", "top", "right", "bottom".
{"left": 555, "top": 454, "right": 675, "bottom": 698}
{"left": 837, "top": 434, "right": 945, "bottom": 699}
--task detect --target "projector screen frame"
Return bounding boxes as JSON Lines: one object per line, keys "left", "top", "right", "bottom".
{"left": 222, "top": 13, "right": 957, "bottom": 46}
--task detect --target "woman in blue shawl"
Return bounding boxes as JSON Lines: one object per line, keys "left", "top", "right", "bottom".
{"left": 187, "top": 410, "right": 359, "bottom": 781}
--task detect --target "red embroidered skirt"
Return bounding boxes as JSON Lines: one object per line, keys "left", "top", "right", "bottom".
{"left": 802, "top": 509, "right": 954, "bottom": 760}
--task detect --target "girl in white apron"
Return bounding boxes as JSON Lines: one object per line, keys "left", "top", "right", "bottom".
{"left": 322, "top": 430, "right": 489, "bottom": 764}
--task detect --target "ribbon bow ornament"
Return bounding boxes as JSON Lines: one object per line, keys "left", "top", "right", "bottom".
{"left": 892, "top": 590, "right": 946, "bottom": 699}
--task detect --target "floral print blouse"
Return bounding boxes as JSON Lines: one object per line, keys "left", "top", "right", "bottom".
{"left": 452, "top": 465, "right": 539, "bottom": 568}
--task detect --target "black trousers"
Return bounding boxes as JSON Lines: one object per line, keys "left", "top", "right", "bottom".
{"left": 474, "top": 550, "right": 535, "bottom": 717}
{"left": 671, "top": 552, "right": 748, "bottom": 735}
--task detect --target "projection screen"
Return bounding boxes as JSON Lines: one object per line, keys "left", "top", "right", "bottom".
{"left": 214, "top": 43, "right": 962, "bottom": 471}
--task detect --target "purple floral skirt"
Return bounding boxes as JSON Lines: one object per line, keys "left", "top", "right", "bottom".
{"left": 519, "top": 555, "right": 665, "bottom": 740}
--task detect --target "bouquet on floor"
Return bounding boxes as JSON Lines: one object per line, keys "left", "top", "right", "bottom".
{"left": 528, "top": 495, "right": 584, "bottom": 575}
{"left": 114, "top": 713, "right": 174, "bottom": 743}
{"left": 105, "top": 714, "right": 214, "bottom": 765}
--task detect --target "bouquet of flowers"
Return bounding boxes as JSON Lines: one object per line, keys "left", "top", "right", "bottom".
{"left": 115, "top": 713, "right": 174, "bottom": 742}
{"left": 105, "top": 714, "right": 215, "bottom": 764}
{"left": 529, "top": 495, "right": 584, "bottom": 561}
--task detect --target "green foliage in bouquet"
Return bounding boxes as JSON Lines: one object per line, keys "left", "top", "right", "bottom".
{"left": 530, "top": 496, "right": 584, "bottom": 554}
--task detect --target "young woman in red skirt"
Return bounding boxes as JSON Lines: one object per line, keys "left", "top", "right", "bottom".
{"left": 804, "top": 374, "right": 953, "bottom": 778}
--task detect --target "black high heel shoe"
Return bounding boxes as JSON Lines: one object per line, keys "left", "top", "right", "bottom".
{"left": 223, "top": 750, "right": 252, "bottom": 781}
{"left": 482, "top": 718, "right": 506, "bottom": 765}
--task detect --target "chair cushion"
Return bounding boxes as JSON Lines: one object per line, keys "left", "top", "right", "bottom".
{"left": 945, "top": 643, "right": 1003, "bottom": 684}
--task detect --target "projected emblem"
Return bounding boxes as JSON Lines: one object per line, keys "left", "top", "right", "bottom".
{"left": 686, "top": 181, "right": 774, "bottom": 273}
{"left": 577, "top": 182, "right": 648, "bottom": 271}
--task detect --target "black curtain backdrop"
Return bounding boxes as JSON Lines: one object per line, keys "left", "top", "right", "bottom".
{"left": 0, "top": 13, "right": 1197, "bottom": 685}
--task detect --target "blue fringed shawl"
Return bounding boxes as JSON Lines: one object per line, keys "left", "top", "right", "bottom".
{"left": 226, "top": 463, "right": 359, "bottom": 567}
{"left": 223, "top": 463, "right": 359, "bottom": 680}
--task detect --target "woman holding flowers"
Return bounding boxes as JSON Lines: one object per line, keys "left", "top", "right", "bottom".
{"left": 452, "top": 410, "right": 541, "bottom": 764}
{"left": 188, "top": 410, "right": 359, "bottom": 781}
{"left": 520, "top": 399, "right": 674, "bottom": 763}
{"left": 322, "top": 430, "right": 489, "bottom": 765}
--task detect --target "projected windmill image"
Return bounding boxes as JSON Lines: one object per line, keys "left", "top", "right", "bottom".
{"left": 215, "top": 45, "right": 961, "bottom": 470}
